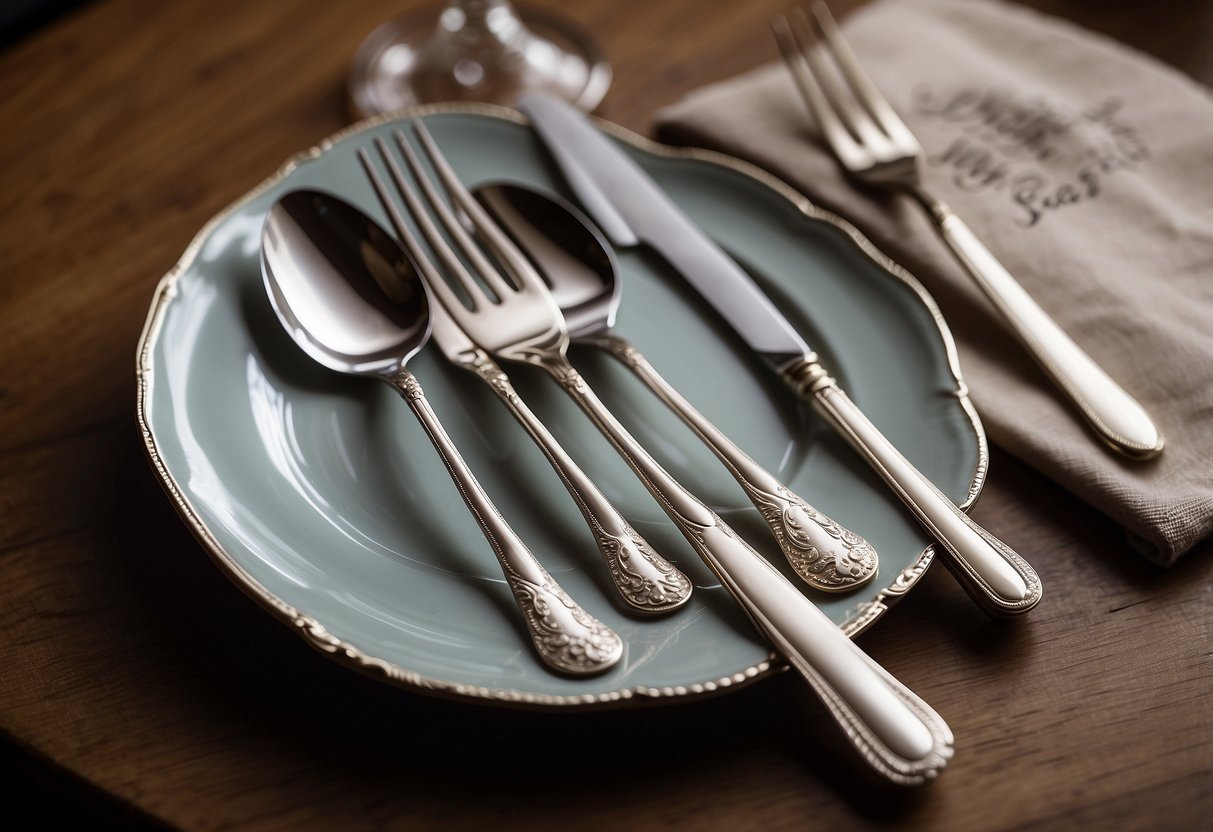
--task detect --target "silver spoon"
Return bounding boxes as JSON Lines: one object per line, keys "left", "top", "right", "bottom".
{"left": 475, "top": 184, "right": 878, "bottom": 594}
{"left": 259, "top": 189, "right": 623, "bottom": 676}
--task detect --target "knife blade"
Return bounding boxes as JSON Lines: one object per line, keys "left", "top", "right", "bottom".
{"left": 518, "top": 91, "right": 1041, "bottom": 616}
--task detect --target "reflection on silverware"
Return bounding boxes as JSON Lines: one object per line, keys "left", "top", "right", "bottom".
{"left": 518, "top": 90, "right": 1042, "bottom": 618}
{"left": 772, "top": 2, "right": 1163, "bottom": 460}
{"left": 358, "top": 167, "right": 693, "bottom": 615}
{"left": 360, "top": 119, "right": 954, "bottom": 785}
{"left": 474, "top": 183, "right": 878, "bottom": 594}
{"left": 259, "top": 189, "right": 623, "bottom": 676}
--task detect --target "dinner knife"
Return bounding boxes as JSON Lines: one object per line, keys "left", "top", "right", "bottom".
{"left": 518, "top": 91, "right": 1041, "bottom": 616}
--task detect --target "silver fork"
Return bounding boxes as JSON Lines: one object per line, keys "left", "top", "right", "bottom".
{"left": 772, "top": 2, "right": 1163, "bottom": 460}
{"left": 355, "top": 169, "right": 693, "bottom": 616}
{"left": 362, "top": 120, "right": 955, "bottom": 785}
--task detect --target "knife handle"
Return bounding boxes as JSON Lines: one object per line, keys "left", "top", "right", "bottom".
{"left": 532, "top": 352, "right": 952, "bottom": 784}
{"left": 783, "top": 357, "right": 1042, "bottom": 616}
{"left": 587, "top": 333, "right": 877, "bottom": 593}
{"left": 924, "top": 197, "right": 1163, "bottom": 459}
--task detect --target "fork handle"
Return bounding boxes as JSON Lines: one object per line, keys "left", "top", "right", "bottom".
{"left": 784, "top": 357, "right": 1042, "bottom": 616}
{"left": 455, "top": 350, "right": 693, "bottom": 614}
{"left": 388, "top": 369, "right": 623, "bottom": 676}
{"left": 531, "top": 353, "right": 953, "bottom": 784}
{"left": 586, "top": 334, "right": 877, "bottom": 593}
{"left": 923, "top": 198, "right": 1163, "bottom": 459}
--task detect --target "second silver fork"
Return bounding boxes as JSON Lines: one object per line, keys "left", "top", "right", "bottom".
{"left": 773, "top": 2, "right": 1163, "bottom": 460}
{"left": 363, "top": 120, "right": 955, "bottom": 786}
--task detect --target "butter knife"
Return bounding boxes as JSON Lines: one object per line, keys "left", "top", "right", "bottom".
{"left": 518, "top": 92, "right": 1041, "bottom": 616}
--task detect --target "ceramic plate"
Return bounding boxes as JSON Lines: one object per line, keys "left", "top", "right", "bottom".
{"left": 137, "top": 104, "right": 986, "bottom": 708}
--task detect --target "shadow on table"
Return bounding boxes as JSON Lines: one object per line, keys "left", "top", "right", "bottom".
{"left": 0, "top": 0, "right": 92, "bottom": 50}
{"left": 108, "top": 429, "right": 1211, "bottom": 824}
{"left": 109, "top": 423, "right": 939, "bottom": 820}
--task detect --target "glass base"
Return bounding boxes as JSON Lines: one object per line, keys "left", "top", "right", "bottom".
{"left": 348, "top": 3, "right": 612, "bottom": 119}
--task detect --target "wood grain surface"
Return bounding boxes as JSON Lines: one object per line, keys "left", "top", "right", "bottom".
{"left": 1, "top": 0, "right": 1210, "bottom": 829}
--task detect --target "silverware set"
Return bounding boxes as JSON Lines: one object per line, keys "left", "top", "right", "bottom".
{"left": 257, "top": 0, "right": 1163, "bottom": 786}
{"left": 256, "top": 118, "right": 966, "bottom": 781}
{"left": 263, "top": 121, "right": 955, "bottom": 785}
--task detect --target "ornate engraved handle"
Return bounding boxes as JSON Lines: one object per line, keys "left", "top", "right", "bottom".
{"left": 925, "top": 197, "right": 1163, "bottom": 459}
{"left": 784, "top": 357, "right": 1042, "bottom": 616}
{"left": 529, "top": 354, "right": 952, "bottom": 784}
{"left": 387, "top": 369, "right": 624, "bottom": 675}
{"left": 588, "top": 334, "right": 877, "bottom": 593}
{"left": 455, "top": 349, "right": 692, "bottom": 614}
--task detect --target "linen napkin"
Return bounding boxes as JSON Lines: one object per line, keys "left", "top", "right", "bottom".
{"left": 653, "top": 0, "right": 1213, "bottom": 563}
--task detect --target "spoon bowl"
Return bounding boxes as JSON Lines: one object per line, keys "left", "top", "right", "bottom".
{"left": 476, "top": 184, "right": 618, "bottom": 340}
{"left": 262, "top": 189, "right": 431, "bottom": 376}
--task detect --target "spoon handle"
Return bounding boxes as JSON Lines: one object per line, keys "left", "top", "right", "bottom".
{"left": 454, "top": 349, "right": 693, "bottom": 614}
{"left": 387, "top": 368, "right": 623, "bottom": 676}
{"left": 529, "top": 352, "right": 952, "bottom": 784}
{"left": 587, "top": 334, "right": 877, "bottom": 593}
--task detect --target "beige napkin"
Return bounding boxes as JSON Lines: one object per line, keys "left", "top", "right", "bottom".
{"left": 653, "top": 0, "right": 1213, "bottom": 563}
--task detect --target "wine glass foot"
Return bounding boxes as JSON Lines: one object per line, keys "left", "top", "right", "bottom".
{"left": 348, "top": 3, "right": 611, "bottom": 119}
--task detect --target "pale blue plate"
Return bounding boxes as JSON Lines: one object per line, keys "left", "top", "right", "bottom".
{"left": 137, "top": 104, "right": 986, "bottom": 708}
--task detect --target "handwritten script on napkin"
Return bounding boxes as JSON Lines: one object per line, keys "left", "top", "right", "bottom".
{"left": 913, "top": 86, "right": 1152, "bottom": 228}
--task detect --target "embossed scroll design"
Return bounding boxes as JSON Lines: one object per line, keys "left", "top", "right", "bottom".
{"left": 598, "top": 521, "right": 693, "bottom": 611}
{"left": 389, "top": 367, "right": 425, "bottom": 400}
{"left": 464, "top": 350, "right": 692, "bottom": 613}
{"left": 744, "top": 483, "right": 878, "bottom": 592}
{"left": 507, "top": 573, "right": 624, "bottom": 673}
{"left": 591, "top": 335, "right": 875, "bottom": 592}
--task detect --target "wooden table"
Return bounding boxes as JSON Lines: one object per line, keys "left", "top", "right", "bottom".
{"left": 2, "top": 0, "right": 1210, "bottom": 828}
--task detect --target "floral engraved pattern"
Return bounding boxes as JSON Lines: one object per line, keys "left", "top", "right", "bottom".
{"left": 467, "top": 352, "right": 518, "bottom": 402}
{"left": 555, "top": 366, "right": 586, "bottom": 395}
{"left": 390, "top": 369, "right": 425, "bottom": 401}
{"left": 507, "top": 575, "right": 623, "bottom": 674}
{"left": 745, "top": 483, "right": 878, "bottom": 592}
{"left": 599, "top": 523, "right": 693, "bottom": 611}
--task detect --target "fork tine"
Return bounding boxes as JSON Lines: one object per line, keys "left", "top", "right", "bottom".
{"left": 409, "top": 120, "right": 550, "bottom": 297}
{"left": 772, "top": 12, "right": 872, "bottom": 171}
{"left": 807, "top": 1, "right": 920, "bottom": 151}
{"left": 379, "top": 130, "right": 500, "bottom": 309}
{"left": 392, "top": 126, "right": 519, "bottom": 303}
{"left": 358, "top": 140, "right": 473, "bottom": 318}
{"left": 791, "top": 8, "right": 892, "bottom": 157}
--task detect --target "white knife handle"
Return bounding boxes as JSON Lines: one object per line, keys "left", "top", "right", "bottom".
{"left": 927, "top": 199, "right": 1163, "bottom": 459}
{"left": 784, "top": 358, "right": 1042, "bottom": 616}
{"left": 532, "top": 353, "right": 952, "bottom": 784}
